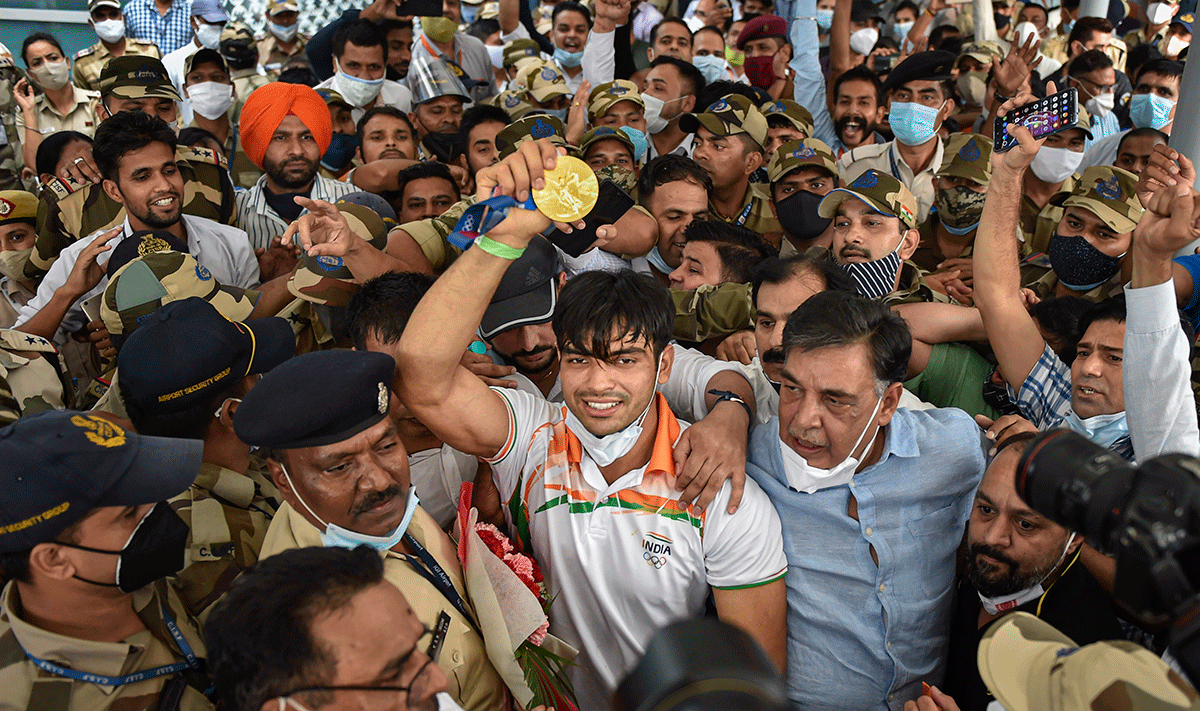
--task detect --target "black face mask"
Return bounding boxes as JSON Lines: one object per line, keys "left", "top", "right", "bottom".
{"left": 775, "top": 189, "right": 832, "bottom": 244}
{"left": 61, "top": 502, "right": 190, "bottom": 593}
{"left": 994, "top": 12, "right": 1011, "bottom": 29}
{"left": 422, "top": 131, "right": 458, "bottom": 163}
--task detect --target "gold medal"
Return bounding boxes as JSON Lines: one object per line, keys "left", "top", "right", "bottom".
{"left": 532, "top": 156, "right": 599, "bottom": 222}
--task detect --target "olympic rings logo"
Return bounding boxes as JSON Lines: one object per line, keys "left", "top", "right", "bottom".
{"left": 643, "top": 551, "right": 666, "bottom": 569}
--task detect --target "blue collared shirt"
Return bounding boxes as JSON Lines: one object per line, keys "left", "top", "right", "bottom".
{"left": 747, "top": 408, "right": 987, "bottom": 711}
{"left": 123, "top": 0, "right": 195, "bottom": 56}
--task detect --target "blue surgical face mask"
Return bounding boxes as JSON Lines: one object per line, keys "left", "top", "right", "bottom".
{"left": 693, "top": 54, "right": 726, "bottom": 83}
{"left": 1129, "top": 93, "right": 1175, "bottom": 130}
{"left": 618, "top": 124, "right": 649, "bottom": 161}
{"left": 280, "top": 462, "right": 421, "bottom": 551}
{"left": 541, "top": 107, "right": 569, "bottom": 121}
{"left": 888, "top": 100, "right": 944, "bottom": 146}
{"left": 554, "top": 46, "right": 585, "bottom": 68}
{"left": 461, "top": 3, "right": 479, "bottom": 23}
{"left": 1062, "top": 410, "right": 1129, "bottom": 449}
{"left": 646, "top": 246, "right": 674, "bottom": 274}
{"left": 892, "top": 20, "right": 914, "bottom": 41}
{"left": 1061, "top": 18, "right": 1075, "bottom": 35}
{"left": 269, "top": 20, "right": 299, "bottom": 42}
{"left": 816, "top": 8, "right": 834, "bottom": 30}
{"left": 321, "top": 133, "right": 360, "bottom": 171}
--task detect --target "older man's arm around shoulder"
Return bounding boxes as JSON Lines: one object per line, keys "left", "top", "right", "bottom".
{"left": 704, "top": 476, "right": 789, "bottom": 672}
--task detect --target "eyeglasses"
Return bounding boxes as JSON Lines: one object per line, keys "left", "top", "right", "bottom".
{"left": 276, "top": 637, "right": 437, "bottom": 711}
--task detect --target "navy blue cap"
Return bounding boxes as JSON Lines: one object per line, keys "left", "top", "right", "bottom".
{"left": 0, "top": 410, "right": 202, "bottom": 552}
{"left": 118, "top": 298, "right": 296, "bottom": 419}
{"left": 233, "top": 350, "right": 396, "bottom": 449}
{"left": 107, "top": 230, "right": 190, "bottom": 279}
{"left": 882, "top": 51, "right": 957, "bottom": 93}
{"left": 480, "top": 236, "right": 557, "bottom": 339}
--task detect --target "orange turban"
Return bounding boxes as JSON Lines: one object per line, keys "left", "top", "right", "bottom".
{"left": 239, "top": 83, "right": 333, "bottom": 170}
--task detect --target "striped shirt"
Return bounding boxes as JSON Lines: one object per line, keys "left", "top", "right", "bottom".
{"left": 486, "top": 389, "right": 788, "bottom": 711}
{"left": 235, "top": 174, "right": 357, "bottom": 251}
{"left": 122, "top": 0, "right": 195, "bottom": 56}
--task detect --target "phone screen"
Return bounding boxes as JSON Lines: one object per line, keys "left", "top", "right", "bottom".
{"left": 993, "top": 88, "right": 1079, "bottom": 152}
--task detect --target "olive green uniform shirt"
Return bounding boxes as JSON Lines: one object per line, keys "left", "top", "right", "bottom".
{"left": 709, "top": 182, "right": 782, "bottom": 246}
{"left": 255, "top": 34, "right": 308, "bottom": 77}
{"left": 0, "top": 328, "right": 69, "bottom": 421}
{"left": 72, "top": 40, "right": 161, "bottom": 92}
{"left": 169, "top": 461, "right": 279, "bottom": 623}
{"left": 0, "top": 579, "right": 214, "bottom": 711}
{"left": 1019, "top": 174, "right": 1078, "bottom": 256}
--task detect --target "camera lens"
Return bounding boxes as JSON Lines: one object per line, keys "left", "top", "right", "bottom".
{"left": 1016, "top": 429, "right": 1134, "bottom": 548}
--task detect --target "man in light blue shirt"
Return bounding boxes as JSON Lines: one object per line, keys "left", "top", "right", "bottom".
{"left": 746, "top": 290, "right": 987, "bottom": 711}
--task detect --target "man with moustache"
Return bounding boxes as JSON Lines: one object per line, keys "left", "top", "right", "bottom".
{"left": 235, "top": 82, "right": 356, "bottom": 254}
{"left": 942, "top": 433, "right": 1124, "bottom": 711}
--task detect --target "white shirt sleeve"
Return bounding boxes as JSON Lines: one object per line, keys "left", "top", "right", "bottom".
{"left": 13, "top": 234, "right": 108, "bottom": 343}
{"left": 702, "top": 477, "right": 789, "bottom": 589}
{"left": 500, "top": 23, "right": 532, "bottom": 42}
{"left": 484, "top": 387, "right": 557, "bottom": 500}
{"left": 788, "top": 0, "right": 839, "bottom": 149}
{"left": 1123, "top": 280, "right": 1200, "bottom": 458}
{"left": 659, "top": 343, "right": 748, "bottom": 423}
{"left": 581, "top": 28, "right": 616, "bottom": 88}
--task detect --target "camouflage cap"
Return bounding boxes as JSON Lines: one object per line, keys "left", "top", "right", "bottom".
{"left": 935, "top": 132, "right": 993, "bottom": 185}
{"left": 492, "top": 89, "right": 536, "bottom": 120}
{"left": 767, "top": 138, "right": 838, "bottom": 184}
{"left": 221, "top": 21, "right": 255, "bottom": 44}
{"left": 510, "top": 57, "right": 549, "bottom": 93}
{"left": 818, "top": 168, "right": 919, "bottom": 229}
{"left": 1050, "top": 165, "right": 1143, "bottom": 233}
{"left": 315, "top": 87, "right": 352, "bottom": 110}
{"left": 761, "top": 99, "right": 815, "bottom": 137}
{"left": 496, "top": 115, "right": 567, "bottom": 158}
{"left": 479, "top": 2, "right": 500, "bottom": 20}
{"left": 579, "top": 126, "right": 636, "bottom": 159}
{"left": 0, "top": 190, "right": 38, "bottom": 227}
{"left": 959, "top": 40, "right": 1005, "bottom": 65}
{"left": 266, "top": 0, "right": 299, "bottom": 14}
{"left": 526, "top": 64, "right": 570, "bottom": 104}
{"left": 102, "top": 248, "right": 257, "bottom": 338}
{"left": 183, "top": 47, "right": 228, "bottom": 77}
{"left": 680, "top": 94, "right": 769, "bottom": 148}
{"left": 98, "top": 56, "right": 182, "bottom": 102}
{"left": 588, "top": 80, "right": 644, "bottom": 121}
{"left": 287, "top": 202, "right": 389, "bottom": 307}
{"left": 503, "top": 39, "right": 542, "bottom": 68}
{"left": 978, "top": 612, "right": 1200, "bottom": 711}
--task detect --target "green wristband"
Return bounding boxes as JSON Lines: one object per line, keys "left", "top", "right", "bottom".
{"left": 476, "top": 235, "right": 525, "bottom": 260}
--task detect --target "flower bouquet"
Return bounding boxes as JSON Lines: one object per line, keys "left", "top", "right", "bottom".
{"left": 455, "top": 484, "right": 579, "bottom": 711}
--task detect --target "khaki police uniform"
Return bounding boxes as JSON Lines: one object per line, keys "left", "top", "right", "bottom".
{"left": 261, "top": 504, "right": 510, "bottom": 711}
{"left": 169, "top": 461, "right": 279, "bottom": 622}
{"left": 0, "top": 329, "right": 69, "bottom": 418}
{"left": 14, "top": 86, "right": 101, "bottom": 141}
{"left": 838, "top": 139, "right": 945, "bottom": 226}
{"left": 885, "top": 260, "right": 950, "bottom": 304}
{"left": 710, "top": 181, "right": 783, "bottom": 246}
{"left": 1021, "top": 174, "right": 1080, "bottom": 256}
{"left": 255, "top": 33, "right": 309, "bottom": 77}
{"left": 0, "top": 579, "right": 214, "bottom": 711}
{"left": 72, "top": 39, "right": 161, "bottom": 92}
{"left": 1041, "top": 34, "right": 1128, "bottom": 73}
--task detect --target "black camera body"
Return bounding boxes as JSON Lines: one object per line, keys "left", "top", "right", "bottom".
{"left": 1017, "top": 429, "right": 1200, "bottom": 683}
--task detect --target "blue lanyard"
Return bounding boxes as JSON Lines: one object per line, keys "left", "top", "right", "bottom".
{"left": 733, "top": 199, "right": 754, "bottom": 227}
{"left": 887, "top": 145, "right": 904, "bottom": 182}
{"left": 21, "top": 598, "right": 199, "bottom": 687}
{"left": 400, "top": 533, "right": 480, "bottom": 632}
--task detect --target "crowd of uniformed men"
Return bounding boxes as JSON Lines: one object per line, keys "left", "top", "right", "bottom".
{"left": 0, "top": 0, "right": 1199, "bottom": 708}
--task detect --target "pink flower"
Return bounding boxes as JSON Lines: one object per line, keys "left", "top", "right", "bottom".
{"left": 503, "top": 552, "right": 544, "bottom": 597}
{"left": 474, "top": 522, "right": 513, "bottom": 557}
{"left": 527, "top": 620, "right": 549, "bottom": 646}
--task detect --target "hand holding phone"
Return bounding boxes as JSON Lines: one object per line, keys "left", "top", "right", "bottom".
{"left": 993, "top": 87, "right": 1078, "bottom": 153}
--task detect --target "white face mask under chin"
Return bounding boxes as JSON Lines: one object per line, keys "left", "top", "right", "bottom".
{"left": 977, "top": 532, "right": 1076, "bottom": 615}
{"left": 778, "top": 396, "right": 883, "bottom": 493}
{"left": 279, "top": 693, "right": 465, "bottom": 711}
{"left": 564, "top": 355, "right": 663, "bottom": 467}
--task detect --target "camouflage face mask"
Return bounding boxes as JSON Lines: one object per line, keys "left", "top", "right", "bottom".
{"left": 593, "top": 164, "right": 638, "bottom": 195}
{"left": 935, "top": 185, "right": 987, "bottom": 234}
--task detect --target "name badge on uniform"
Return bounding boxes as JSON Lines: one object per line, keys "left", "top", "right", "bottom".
{"left": 427, "top": 611, "right": 451, "bottom": 662}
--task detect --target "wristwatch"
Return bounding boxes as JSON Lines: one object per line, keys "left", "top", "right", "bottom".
{"left": 707, "top": 389, "right": 753, "bottom": 423}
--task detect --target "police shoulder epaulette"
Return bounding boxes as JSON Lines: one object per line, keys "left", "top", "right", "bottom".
{"left": 74, "top": 45, "right": 97, "bottom": 59}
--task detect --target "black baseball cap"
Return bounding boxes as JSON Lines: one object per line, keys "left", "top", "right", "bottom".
{"left": 233, "top": 350, "right": 396, "bottom": 449}
{"left": 117, "top": 298, "right": 296, "bottom": 419}
{"left": 0, "top": 410, "right": 202, "bottom": 552}
{"left": 480, "top": 236, "right": 558, "bottom": 339}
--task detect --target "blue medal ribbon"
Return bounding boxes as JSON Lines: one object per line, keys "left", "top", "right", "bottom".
{"left": 447, "top": 195, "right": 537, "bottom": 251}
{"left": 21, "top": 598, "right": 200, "bottom": 687}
